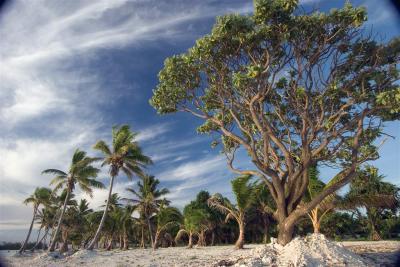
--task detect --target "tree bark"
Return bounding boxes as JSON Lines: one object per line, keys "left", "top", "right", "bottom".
{"left": 140, "top": 226, "right": 145, "bottom": 248}
{"left": 369, "top": 221, "right": 381, "bottom": 241}
{"left": 310, "top": 209, "right": 320, "bottom": 234}
{"left": 87, "top": 175, "right": 115, "bottom": 250}
{"left": 277, "top": 221, "right": 295, "bottom": 246}
{"left": 198, "top": 230, "right": 206, "bottom": 246}
{"left": 147, "top": 217, "right": 154, "bottom": 248}
{"left": 153, "top": 231, "right": 160, "bottom": 250}
{"left": 123, "top": 227, "right": 129, "bottom": 250}
{"left": 48, "top": 189, "right": 71, "bottom": 252}
{"left": 187, "top": 232, "right": 193, "bottom": 249}
{"left": 235, "top": 221, "right": 245, "bottom": 249}
{"left": 19, "top": 206, "right": 38, "bottom": 254}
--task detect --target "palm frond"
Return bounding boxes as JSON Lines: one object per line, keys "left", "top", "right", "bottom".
{"left": 49, "top": 175, "right": 66, "bottom": 186}
{"left": 42, "top": 169, "right": 67, "bottom": 176}
{"left": 224, "top": 213, "right": 235, "bottom": 223}
{"left": 175, "top": 229, "right": 188, "bottom": 242}
{"left": 93, "top": 140, "right": 112, "bottom": 156}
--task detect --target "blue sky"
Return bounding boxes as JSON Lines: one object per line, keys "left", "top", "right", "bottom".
{"left": 0, "top": 0, "right": 399, "bottom": 242}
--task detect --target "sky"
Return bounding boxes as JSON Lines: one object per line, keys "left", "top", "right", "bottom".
{"left": 0, "top": 0, "right": 399, "bottom": 242}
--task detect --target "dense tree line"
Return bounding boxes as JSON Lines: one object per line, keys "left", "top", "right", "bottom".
{"left": 16, "top": 138, "right": 400, "bottom": 253}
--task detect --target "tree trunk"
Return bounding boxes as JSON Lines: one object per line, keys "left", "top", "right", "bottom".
{"left": 277, "top": 221, "right": 295, "bottom": 246}
{"left": 187, "top": 232, "right": 193, "bottom": 249}
{"left": 310, "top": 209, "right": 320, "bottom": 234}
{"left": 369, "top": 222, "right": 381, "bottom": 241}
{"left": 87, "top": 175, "right": 115, "bottom": 250}
{"left": 140, "top": 226, "right": 145, "bottom": 248}
{"left": 19, "top": 206, "right": 38, "bottom": 254}
{"left": 313, "top": 220, "right": 320, "bottom": 234}
{"left": 106, "top": 239, "right": 113, "bottom": 251}
{"left": 48, "top": 189, "right": 71, "bottom": 252}
{"left": 31, "top": 226, "right": 42, "bottom": 251}
{"left": 199, "top": 230, "right": 207, "bottom": 246}
{"left": 235, "top": 221, "right": 245, "bottom": 249}
{"left": 123, "top": 229, "right": 129, "bottom": 250}
{"left": 147, "top": 217, "right": 154, "bottom": 248}
{"left": 32, "top": 228, "right": 49, "bottom": 251}
{"left": 211, "top": 231, "right": 215, "bottom": 246}
{"left": 60, "top": 240, "right": 68, "bottom": 253}
{"left": 153, "top": 231, "right": 160, "bottom": 250}
{"left": 119, "top": 235, "right": 123, "bottom": 249}
{"left": 59, "top": 229, "right": 68, "bottom": 253}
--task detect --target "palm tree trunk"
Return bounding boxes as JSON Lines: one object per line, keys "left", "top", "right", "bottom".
{"left": 146, "top": 217, "right": 154, "bottom": 247}
{"left": 140, "top": 226, "right": 145, "bottom": 248}
{"left": 19, "top": 206, "right": 38, "bottom": 254}
{"left": 32, "top": 228, "right": 49, "bottom": 250}
{"left": 60, "top": 230, "right": 68, "bottom": 253}
{"left": 123, "top": 228, "right": 129, "bottom": 250}
{"left": 87, "top": 175, "right": 115, "bottom": 250}
{"left": 187, "top": 232, "right": 193, "bottom": 249}
{"left": 211, "top": 231, "right": 215, "bottom": 246}
{"left": 48, "top": 189, "right": 70, "bottom": 252}
{"left": 31, "top": 226, "right": 42, "bottom": 251}
{"left": 311, "top": 209, "right": 320, "bottom": 234}
{"left": 31, "top": 228, "right": 49, "bottom": 251}
{"left": 235, "top": 221, "right": 245, "bottom": 249}
{"left": 153, "top": 230, "right": 160, "bottom": 250}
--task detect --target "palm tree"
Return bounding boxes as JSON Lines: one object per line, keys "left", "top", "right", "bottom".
{"left": 341, "top": 166, "right": 399, "bottom": 240}
{"left": 304, "top": 166, "right": 340, "bottom": 234}
{"left": 254, "top": 183, "right": 275, "bottom": 243}
{"left": 67, "top": 199, "right": 93, "bottom": 249}
{"left": 175, "top": 207, "right": 208, "bottom": 248}
{"left": 119, "top": 205, "right": 135, "bottom": 250}
{"left": 208, "top": 175, "right": 256, "bottom": 249}
{"left": 99, "top": 193, "right": 122, "bottom": 250}
{"left": 153, "top": 204, "right": 182, "bottom": 249}
{"left": 87, "top": 125, "right": 152, "bottom": 250}
{"left": 31, "top": 205, "right": 57, "bottom": 251}
{"left": 42, "top": 149, "right": 103, "bottom": 252}
{"left": 19, "top": 187, "right": 52, "bottom": 254}
{"left": 123, "top": 175, "right": 169, "bottom": 249}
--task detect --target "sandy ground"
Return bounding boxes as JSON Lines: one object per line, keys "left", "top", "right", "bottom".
{"left": 2, "top": 241, "right": 399, "bottom": 267}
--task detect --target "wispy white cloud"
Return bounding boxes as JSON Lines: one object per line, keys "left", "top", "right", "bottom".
{"left": 136, "top": 123, "right": 172, "bottom": 142}
{"left": 154, "top": 155, "right": 234, "bottom": 207}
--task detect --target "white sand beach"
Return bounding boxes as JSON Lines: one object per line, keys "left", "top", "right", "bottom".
{"left": 3, "top": 238, "right": 399, "bottom": 267}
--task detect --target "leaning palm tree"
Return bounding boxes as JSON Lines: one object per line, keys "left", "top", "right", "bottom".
{"left": 42, "top": 149, "right": 103, "bottom": 252}
{"left": 87, "top": 125, "right": 152, "bottom": 250}
{"left": 175, "top": 207, "right": 207, "bottom": 249}
{"left": 31, "top": 205, "right": 57, "bottom": 251}
{"left": 304, "top": 166, "right": 340, "bottom": 234}
{"left": 19, "top": 187, "right": 52, "bottom": 254}
{"left": 208, "top": 175, "right": 256, "bottom": 249}
{"left": 123, "top": 175, "right": 169, "bottom": 248}
{"left": 153, "top": 204, "right": 182, "bottom": 249}
{"left": 341, "top": 165, "right": 399, "bottom": 240}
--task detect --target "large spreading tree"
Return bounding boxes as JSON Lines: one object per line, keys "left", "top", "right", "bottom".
{"left": 151, "top": 0, "right": 400, "bottom": 244}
